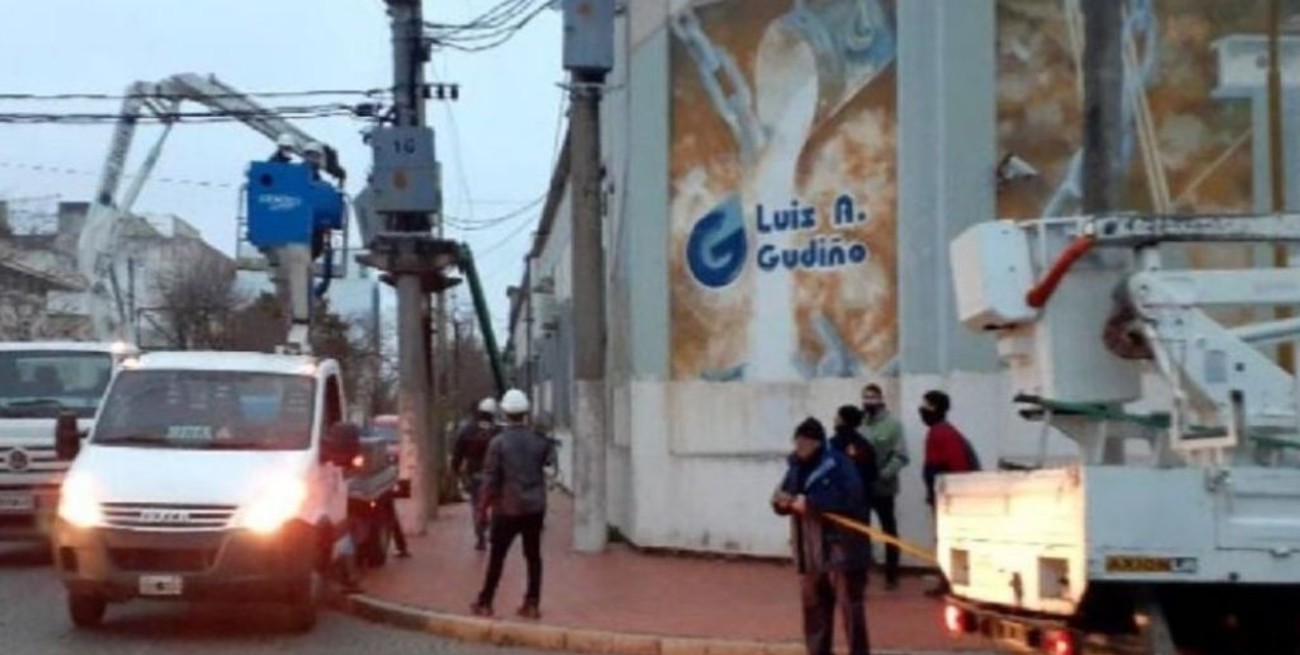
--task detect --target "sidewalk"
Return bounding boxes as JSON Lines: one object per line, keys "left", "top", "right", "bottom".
{"left": 349, "top": 494, "right": 986, "bottom": 653}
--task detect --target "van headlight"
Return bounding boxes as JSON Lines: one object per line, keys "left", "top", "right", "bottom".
{"left": 237, "top": 479, "right": 308, "bottom": 535}
{"left": 58, "top": 472, "right": 104, "bottom": 528}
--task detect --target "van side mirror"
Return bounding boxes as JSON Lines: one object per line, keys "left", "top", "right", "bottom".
{"left": 322, "top": 422, "right": 361, "bottom": 467}
{"left": 55, "top": 412, "right": 82, "bottom": 461}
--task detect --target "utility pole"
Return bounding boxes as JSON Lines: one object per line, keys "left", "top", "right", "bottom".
{"left": 563, "top": 0, "right": 614, "bottom": 553}
{"left": 1268, "top": 0, "right": 1293, "bottom": 372}
{"left": 360, "top": 0, "right": 459, "bottom": 530}
{"left": 1082, "top": 0, "right": 1124, "bottom": 465}
{"left": 1082, "top": 0, "right": 1123, "bottom": 214}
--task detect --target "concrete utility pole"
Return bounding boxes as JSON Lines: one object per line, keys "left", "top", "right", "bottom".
{"left": 360, "top": 0, "right": 459, "bottom": 530}
{"left": 1268, "top": 0, "right": 1293, "bottom": 372}
{"left": 1082, "top": 0, "right": 1123, "bottom": 214}
{"left": 562, "top": 0, "right": 614, "bottom": 553}
{"left": 1082, "top": 0, "right": 1124, "bottom": 465}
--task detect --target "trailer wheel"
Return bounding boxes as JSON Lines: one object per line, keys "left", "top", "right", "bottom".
{"left": 67, "top": 592, "right": 106, "bottom": 629}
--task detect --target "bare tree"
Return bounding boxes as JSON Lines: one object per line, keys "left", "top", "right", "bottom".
{"left": 146, "top": 251, "right": 243, "bottom": 350}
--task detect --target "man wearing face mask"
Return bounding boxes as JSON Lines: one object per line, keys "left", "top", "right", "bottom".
{"left": 860, "top": 384, "right": 907, "bottom": 590}
{"left": 919, "top": 389, "right": 979, "bottom": 510}
{"left": 772, "top": 417, "right": 872, "bottom": 655}
{"left": 919, "top": 390, "right": 980, "bottom": 599}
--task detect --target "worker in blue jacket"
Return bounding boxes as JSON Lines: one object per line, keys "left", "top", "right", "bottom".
{"left": 772, "top": 417, "right": 872, "bottom": 655}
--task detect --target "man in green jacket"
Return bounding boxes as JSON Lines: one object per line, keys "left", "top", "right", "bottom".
{"left": 861, "top": 383, "right": 909, "bottom": 590}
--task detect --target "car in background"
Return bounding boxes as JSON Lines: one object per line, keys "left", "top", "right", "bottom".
{"left": 366, "top": 414, "right": 408, "bottom": 497}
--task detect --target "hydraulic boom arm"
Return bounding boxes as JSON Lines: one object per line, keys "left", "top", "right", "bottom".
{"left": 80, "top": 73, "right": 348, "bottom": 344}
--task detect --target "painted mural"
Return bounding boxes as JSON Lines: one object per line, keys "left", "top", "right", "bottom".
{"left": 668, "top": 0, "right": 899, "bottom": 382}
{"left": 996, "top": 0, "right": 1262, "bottom": 275}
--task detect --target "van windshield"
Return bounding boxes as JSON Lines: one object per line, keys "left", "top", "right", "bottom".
{"left": 0, "top": 351, "right": 114, "bottom": 419}
{"left": 93, "top": 370, "right": 316, "bottom": 451}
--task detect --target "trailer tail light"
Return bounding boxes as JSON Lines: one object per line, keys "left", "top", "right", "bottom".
{"left": 1043, "top": 629, "right": 1076, "bottom": 655}
{"left": 944, "top": 604, "right": 974, "bottom": 634}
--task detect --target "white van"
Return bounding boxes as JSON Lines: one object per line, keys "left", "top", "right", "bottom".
{"left": 50, "top": 351, "right": 366, "bottom": 631}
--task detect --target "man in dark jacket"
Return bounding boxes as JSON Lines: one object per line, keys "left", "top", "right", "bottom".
{"left": 829, "top": 405, "right": 879, "bottom": 503}
{"left": 772, "top": 418, "right": 872, "bottom": 655}
{"left": 471, "top": 389, "right": 555, "bottom": 620}
{"left": 453, "top": 397, "right": 499, "bottom": 550}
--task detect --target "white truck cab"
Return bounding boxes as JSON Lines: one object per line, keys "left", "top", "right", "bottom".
{"left": 0, "top": 341, "right": 136, "bottom": 540}
{"left": 51, "top": 350, "right": 364, "bottom": 631}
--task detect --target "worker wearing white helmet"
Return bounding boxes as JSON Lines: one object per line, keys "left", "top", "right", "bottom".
{"left": 269, "top": 133, "right": 296, "bottom": 163}
{"left": 472, "top": 388, "right": 555, "bottom": 620}
{"left": 302, "top": 142, "right": 325, "bottom": 181}
{"left": 453, "top": 396, "right": 501, "bottom": 551}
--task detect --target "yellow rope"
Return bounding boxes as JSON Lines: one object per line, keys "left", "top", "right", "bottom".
{"left": 823, "top": 513, "right": 938, "bottom": 565}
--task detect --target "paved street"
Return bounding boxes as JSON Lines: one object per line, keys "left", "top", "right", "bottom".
{"left": 0, "top": 544, "right": 549, "bottom": 655}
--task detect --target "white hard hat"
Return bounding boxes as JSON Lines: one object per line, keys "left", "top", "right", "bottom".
{"left": 499, "top": 389, "right": 530, "bottom": 415}
{"left": 303, "top": 142, "right": 325, "bottom": 156}
{"left": 276, "top": 134, "right": 296, "bottom": 149}
{"left": 478, "top": 397, "right": 498, "bottom": 414}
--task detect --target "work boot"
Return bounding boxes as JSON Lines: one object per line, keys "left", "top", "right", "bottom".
{"left": 517, "top": 601, "right": 541, "bottom": 620}
{"left": 470, "top": 601, "right": 493, "bottom": 617}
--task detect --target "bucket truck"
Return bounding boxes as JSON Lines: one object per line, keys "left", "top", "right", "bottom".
{"left": 940, "top": 214, "right": 1300, "bottom": 654}
{"left": 46, "top": 75, "right": 401, "bottom": 632}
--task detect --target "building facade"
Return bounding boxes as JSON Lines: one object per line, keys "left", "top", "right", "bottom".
{"left": 506, "top": 0, "right": 1286, "bottom": 560}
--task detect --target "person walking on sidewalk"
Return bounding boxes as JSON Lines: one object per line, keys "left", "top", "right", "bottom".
{"left": 860, "top": 383, "right": 908, "bottom": 590}
{"left": 772, "top": 418, "right": 872, "bottom": 655}
{"left": 471, "top": 389, "right": 555, "bottom": 620}
{"left": 454, "top": 397, "right": 500, "bottom": 551}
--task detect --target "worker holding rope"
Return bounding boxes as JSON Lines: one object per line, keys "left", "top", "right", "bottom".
{"left": 772, "top": 417, "right": 872, "bottom": 655}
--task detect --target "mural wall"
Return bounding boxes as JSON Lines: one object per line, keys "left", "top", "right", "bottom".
{"left": 668, "top": 0, "right": 899, "bottom": 382}
{"left": 666, "top": 0, "right": 1271, "bottom": 384}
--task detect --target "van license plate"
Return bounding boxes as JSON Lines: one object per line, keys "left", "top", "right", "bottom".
{"left": 139, "top": 575, "right": 183, "bottom": 596}
{"left": 0, "top": 492, "right": 34, "bottom": 512}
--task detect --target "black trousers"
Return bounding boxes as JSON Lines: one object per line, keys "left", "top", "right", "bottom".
{"left": 801, "top": 569, "right": 870, "bottom": 655}
{"left": 380, "top": 494, "right": 409, "bottom": 554}
{"left": 867, "top": 496, "right": 900, "bottom": 583}
{"left": 477, "top": 512, "right": 544, "bottom": 606}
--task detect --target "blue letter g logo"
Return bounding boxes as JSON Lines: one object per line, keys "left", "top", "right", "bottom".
{"left": 686, "top": 195, "right": 747, "bottom": 289}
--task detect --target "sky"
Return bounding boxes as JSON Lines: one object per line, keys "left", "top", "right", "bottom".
{"left": 0, "top": 0, "right": 565, "bottom": 344}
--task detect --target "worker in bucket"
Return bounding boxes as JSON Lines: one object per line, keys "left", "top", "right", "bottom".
{"left": 269, "top": 134, "right": 295, "bottom": 163}
{"left": 302, "top": 142, "right": 325, "bottom": 181}
{"left": 772, "top": 417, "right": 871, "bottom": 655}
{"left": 453, "top": 397, "right": 500, "bottom": 551}
{"left": 919, "top": 389, "right": 980, "bottom": 598}
{"left": 860, "top": 383, "right": 908, "bottom": 590}
{"left": 471, "top": 389, "right": 555, "bottom": 620}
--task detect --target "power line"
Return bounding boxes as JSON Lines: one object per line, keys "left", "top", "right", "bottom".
{"left": 445, "top": 193, "right": 545, "bottom": 230}
{"left": 0, "top": 107, "right": 363, "bottom": 125}
{"left": 0, "top": 88, "right": 389, "bottom": 102}
{"left": 426, "top": 0, "right": 551, "bottom": 53}
{"left": 0, "top": 161, "right": 237, "bottom": 190}
{"left": 425, "top": 0, "right": 535, "bottom": 36}
{"left": 475, "top": 212, "right": 539, "bottom": 258}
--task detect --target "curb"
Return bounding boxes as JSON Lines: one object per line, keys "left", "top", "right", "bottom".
{"left": 333, "top": 593, "right": 976, "bottom": 655}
